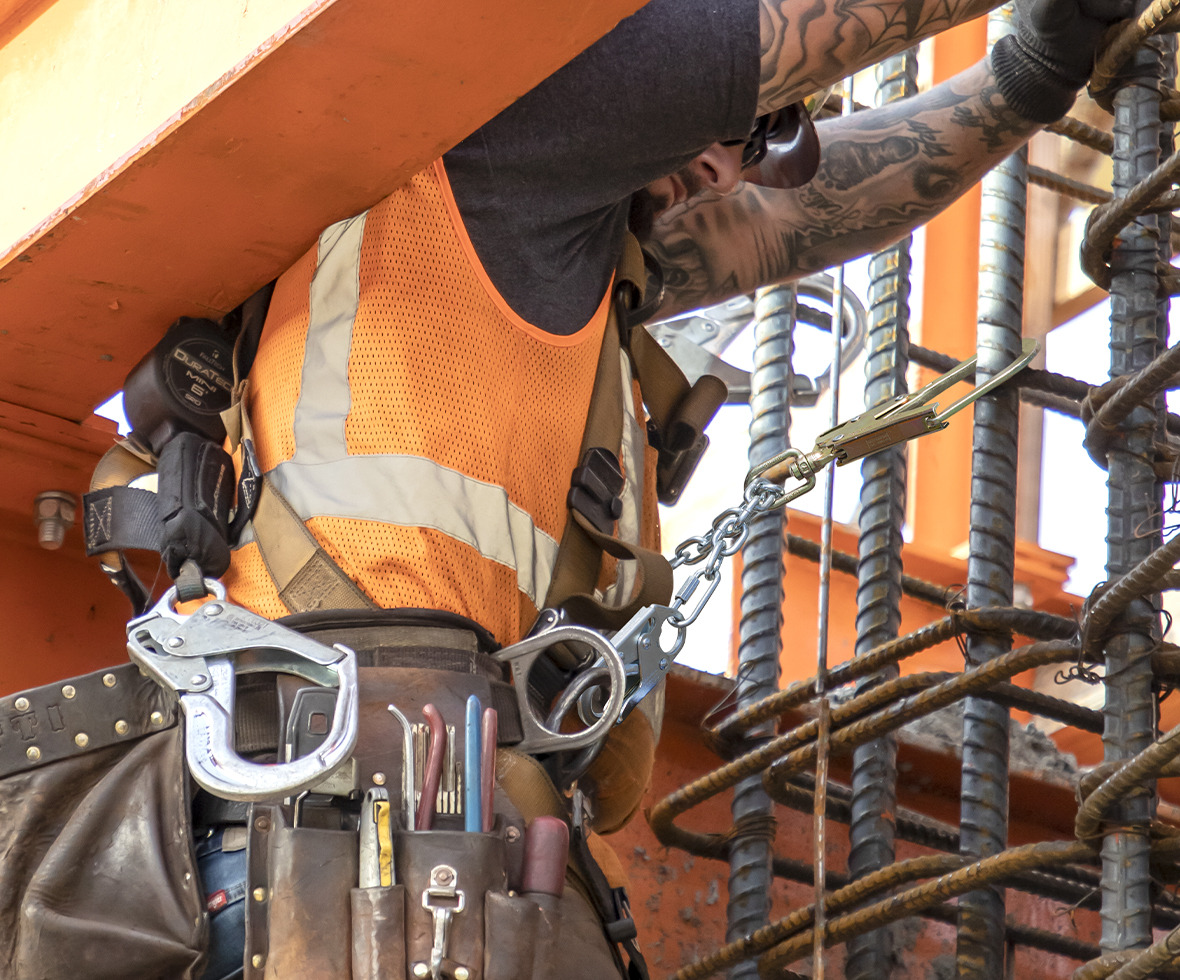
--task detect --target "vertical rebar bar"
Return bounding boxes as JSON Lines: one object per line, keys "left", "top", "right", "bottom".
{"left": 844, "top": 47, "right": 917, "bottom": 980}
{"left": 1100, "top": 19, "right": 1165, "bottom": 957}
{"left": 955, "top": 9, "right": 1025, "bottom": 979}
{"left": 726, "top": 286, "right": 793, "bottom": 978}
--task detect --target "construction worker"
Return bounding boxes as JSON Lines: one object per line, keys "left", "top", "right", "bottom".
{"left": 8, "top": 0, "right": 1124, "bottom": 978}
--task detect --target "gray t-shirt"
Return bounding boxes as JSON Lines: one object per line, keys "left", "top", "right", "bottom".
{"left": 443, "top": 0, "right": 761, "bottom": 335}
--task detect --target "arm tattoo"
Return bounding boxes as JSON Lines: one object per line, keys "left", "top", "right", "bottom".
{"left": 648, "top": 61, "right": 1039, "bottom": 319}
{"left": 757, "top": 0, "right": 996, "bottom": 113}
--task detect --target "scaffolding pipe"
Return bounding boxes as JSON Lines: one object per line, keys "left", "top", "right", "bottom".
{"left": 1099, "top": 19, "right": 1166, "bottom": 957}
{"left": 844, "top": 47, "right": 917, "bottom": 980}
{"left": 955, "top": 9, "right": 1026, "bottom": 978}
{"left": 725, "top": 286, "right": 793, "bottom": 978}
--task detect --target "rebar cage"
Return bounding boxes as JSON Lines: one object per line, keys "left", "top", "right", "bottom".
{"left": 646, "top": 4, "right": 1180, "bottom": 978}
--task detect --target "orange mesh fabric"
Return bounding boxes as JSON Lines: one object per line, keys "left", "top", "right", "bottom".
{"left": 344, "top": 164, "right": 603, "bottom": 541}
{"left": 226, "top": 161, "right": 606, "bottom": 644}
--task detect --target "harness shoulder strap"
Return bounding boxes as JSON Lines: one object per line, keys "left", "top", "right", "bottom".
{"left": 542, "top": 232, "right": 726, "bottom": 630}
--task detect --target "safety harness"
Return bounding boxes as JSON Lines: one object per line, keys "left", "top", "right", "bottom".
{"left": 82, "top": 235, "right": 725, "bottom": 980}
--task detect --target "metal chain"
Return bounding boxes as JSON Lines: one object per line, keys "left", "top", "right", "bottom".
{"left": 667, "top": 476, "right": 787, "bottom": 631}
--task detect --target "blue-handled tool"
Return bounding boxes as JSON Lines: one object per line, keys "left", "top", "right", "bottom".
{"left": 464, "top": 695, "right": 482, "bottom": 832}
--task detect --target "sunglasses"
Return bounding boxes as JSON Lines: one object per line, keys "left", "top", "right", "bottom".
{"left": 722, "top": 109, "right": 792, "bottom": 169}
{"left": 721, "top": 102, "right": 821, "bottom": 188}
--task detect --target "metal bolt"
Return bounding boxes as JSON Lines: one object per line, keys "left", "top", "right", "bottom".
{"left": 102, "top": 673, "right": 117, "bottom": 688}
{"left": 61, "top": 685, "right": 76, "bottom": 699}
{"left": 34, "top": 491, "right": 76, "bottom": 550}
{"left": 26, "top": 746, "right": 40, "bottom": 762}
{"left": 253, "top": 887, "right": 267, "bottom": 902}
{"left": 14, "top": 697, "right": 29, "bottom": 711}
{"left": 150, "top": 711, "right": 165, "bottom": 726}
{"left": 115, "top": 720, "right": 129, "bottom": 736}
{"left": 433, "top": 867, "right": 454, "bottom": 885}
{"left": 252, "top": 954, "right": 265, "bottom": 969}
{"left": 254, "top": 815, "right": 271, "bottom": 833}
{"left": 189, "top": 674, "right": 208, "bottom": 687}
{"left": 454, "top": 968, "right": 470, "bottom": 980}
{"left": 505, "top": 825, "right": 522, "bottom": 843}
{"left": 372, "top": 771, "right": 386, "bottom": 786}
{"left": 659, "top": 657, "right": 669, "bottom": 671}
{"left": 166, "top": 636, "right": 185, "bottom": 649}
{"left": 412, "top": 963, "right": 430, "bottom": 978}
{"left": 74, "top": 733, "right": 89, "bottom": 748}
{"left": 204, "top": 603, "right": 223, "bottom": 616}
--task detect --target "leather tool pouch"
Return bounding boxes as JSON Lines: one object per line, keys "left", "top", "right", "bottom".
{"left": 0, "top": 665, "right": 204, "bottom": 980}
{"left": 244, "top": 652, "right": 622, "bottom": 980}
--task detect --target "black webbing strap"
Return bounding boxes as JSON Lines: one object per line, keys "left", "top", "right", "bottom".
{"left": 568, "top": 809, "right": 650, "bottom": 980}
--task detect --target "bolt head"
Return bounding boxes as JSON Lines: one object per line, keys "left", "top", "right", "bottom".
{"left": 372, "top": 772, "right": 386, "bottom": 786}
{"left": 26, "top": 746, "right": 41, "bottom": 762}
{"left": 166, "top": 636, "right": 185, "bottom": 648}
{"left": 14, "top": 697, "right": 29, "bottom": 712}
{"left": 252, "top": 887, "right": 267, "bottom": 902}
{"left": 659, "top": 657, "right": 669, "bottom": 671}
{"left": 455, "top": 968, "right": 470, "bottom": 980}
{"left": 254, "top": 815, "right": 271, "bottom": 833}
{"left": 61, "top": 685, "right": 76, "bottom": 699}
{"left": 412, "top": 964, "right": 430, "bottom": 979}
{"left": 189, "top": 674, "right": 208, "bottom": 687}
{"left": 505, "top": 825, "right": 522, "bottom": 843}
{"left": 74, "top": 733, "right": 89, "bottom": 748}
{"left": 102, "top": 673, "right": 117, "bottom": 688}
{"left": 150, "top": 711, "right": 165, "bottom": 726}
{"left": 115, "top": 720, "right": 129, "bottom": 736}
{"left": 252, "top": 954, "right": 265, "bottom": 969}
{"left": 204, "top": 603, "right": 223, "bottom": 616}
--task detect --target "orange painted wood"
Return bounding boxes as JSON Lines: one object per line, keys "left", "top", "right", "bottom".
{"left": 0, "top": 0, "right": 645, "bottom": 426}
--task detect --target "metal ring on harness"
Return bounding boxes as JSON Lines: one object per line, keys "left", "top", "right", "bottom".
{"left": 492, "top": 624, "right": 626, "bottom": 755}
{"left": 126, "top": 579, "right": 359, "bottom": 801}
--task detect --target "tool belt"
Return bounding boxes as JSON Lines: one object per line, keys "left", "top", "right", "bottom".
{"left": 0, "top": 619, "right": 645, "bottom": 980}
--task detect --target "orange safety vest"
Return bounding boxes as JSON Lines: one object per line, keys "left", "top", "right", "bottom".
{"left": 223, "top": 160, "right": 656, "bottom": 646}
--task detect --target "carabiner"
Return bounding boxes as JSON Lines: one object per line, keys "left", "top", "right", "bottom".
{"left": 126, "top": 579, "right": 359, "bottom": 802}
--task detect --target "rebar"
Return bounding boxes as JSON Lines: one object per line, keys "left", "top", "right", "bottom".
{"left": 955, "top": 13, "right": 1027, "bottom": 977}
{"left": 724, "top": 286, "right": 794, "bottom": 978}
{"left": 844, "top": 47, "right": 918, "bottom": 980}
{"left": 1098, "top": 17, "right": 1166, "bottom": 957}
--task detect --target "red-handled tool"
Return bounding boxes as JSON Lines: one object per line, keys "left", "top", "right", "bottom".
{"left": 417, "top": 703, "right": 446, "bottom": 831}
{"left": 480, "top": 707, "right": 497, "bottom": 833}
{"left": 521, "top": 815, "right": 569, "bottom": 898}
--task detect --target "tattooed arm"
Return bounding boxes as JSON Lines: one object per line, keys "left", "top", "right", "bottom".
{"left": 757, "top": 0, "right": 999, "bottom": 113}
{"left": 646, "top": 59, "right": 1038, "bottom": 319}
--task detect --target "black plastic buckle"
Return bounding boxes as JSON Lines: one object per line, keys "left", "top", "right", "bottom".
{"left": 650, "top": 422, "right": 709, "bottom": 506}
{"left": 228, "top": 437, "right": 261, "bottom": 544}
{"left": 606, "top": 887, "right": 639, "bottom": 943}
{"left": 568, "top": 447, "right": 625, "bottom": 534}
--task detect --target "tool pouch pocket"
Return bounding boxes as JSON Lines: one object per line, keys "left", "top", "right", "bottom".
{"left": 351, "top": 885, "right": 408, "bottom": 980}
{"left": 0, "top": 668, "right": 202, "bottom": 980}
{"left": 246, "top": 804, "right": 356, "bottom": 978}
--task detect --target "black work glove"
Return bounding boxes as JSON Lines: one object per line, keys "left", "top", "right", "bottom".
{"left": 157, "top": 432, "right": 234, "bottom": 580}
{"left": 992, "top": 0, "right": 1133, "bottom": 123}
